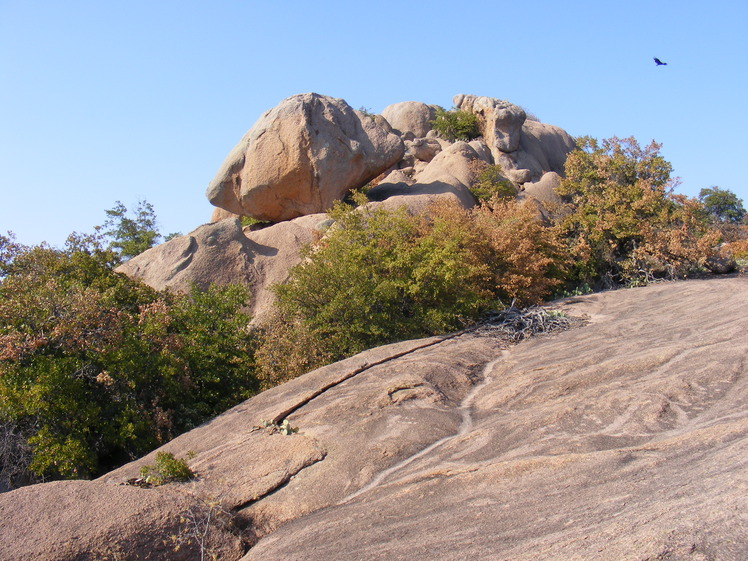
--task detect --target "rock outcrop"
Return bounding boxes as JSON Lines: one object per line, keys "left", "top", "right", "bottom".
{"left": 453, "top": 93, "right": 527, "bottom": 154}
{"left": 123, "top": 92, "right": 577, "bottom": 319}
{"left": 367, "top": 140, "right": 487, "bottom": 214}
{"left": 116, "top": 215, "right": 328, "bottom": 322}
{"left": 454, "top": 93, "right": 575, "bottom": 182}
{"left": 519, "top": 171, "right": 565, "bottom": 221}
{"left": 3, "top": 277, "right": 746, "bottom": 560}
{"left": 381, "top": 101, "right": 438, "bottom": 139}
{"left": 206, "top": 93, "right": 404, "bottom": 222}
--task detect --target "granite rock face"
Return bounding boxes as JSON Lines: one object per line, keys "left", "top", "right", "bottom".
{"left": 381, "top": 101, "right": 438, "bottom": 139}
{"left": 453, "top": 93, "right": 527, "bottom": 154}
{"left": 453, "top": 93, "right": 575, "bottom": 182}
{"left": 116, "top": 215, "right": 328, "bottom": 322}
{"left": 206, "top": 93, "right": 404, "bottom": 222}
{"left": 3, "top": 278, "right": 746, "bottom": 560}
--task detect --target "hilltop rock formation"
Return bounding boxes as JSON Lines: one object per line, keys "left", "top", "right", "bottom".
{"left": 206, "top": 92, "right": 575, "bottom": 227}
{"left": 3, "top": 277, "right": 746, "bottom": 560}
{"left": 206, "top": 93, "right": 404, "bottom": 222}
{"left": 122, "top": 92, "right": 577, "bottom": 319}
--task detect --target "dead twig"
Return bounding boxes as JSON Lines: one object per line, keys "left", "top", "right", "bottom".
{"left": 476, "top": 306, "right": 573, "bottom": 342}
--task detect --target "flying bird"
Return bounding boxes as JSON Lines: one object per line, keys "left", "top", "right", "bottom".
{"left": 654, "top": 57, "right": 668, "bottom": 66}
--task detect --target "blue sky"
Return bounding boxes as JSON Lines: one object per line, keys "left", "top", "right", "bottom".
{"left": 1, "top": 0, "right": 746, "bottom": 247}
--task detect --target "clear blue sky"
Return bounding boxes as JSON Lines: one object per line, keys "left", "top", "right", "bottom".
{"left": 1, "top": 0, "right": 746, "bottom": 247}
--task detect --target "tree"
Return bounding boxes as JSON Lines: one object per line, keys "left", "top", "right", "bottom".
{"left": 0, "top": 236, "right": 258, "bottom": 486}
{"left": 102, "top": 200, "right": 161, "bottom": 261}
{"left": 698, "top": 187, "right": 746, "bottom": 224}
{"left": 556, "top": 136, "right": 720, "bottom": 287}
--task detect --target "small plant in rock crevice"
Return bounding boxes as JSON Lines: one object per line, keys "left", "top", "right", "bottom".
{"left": 260, "top": 419, "right": 298, "bottom": 435}
{"left": 139, "top": 451, "right": 195, "bottom": 486}
{"left": 167, "top": 490, "right": 245, "bottom": 561}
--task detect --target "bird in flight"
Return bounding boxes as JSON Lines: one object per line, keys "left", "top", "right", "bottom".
{"left": 654, "top": 57, "right": 668, "bottom": 66}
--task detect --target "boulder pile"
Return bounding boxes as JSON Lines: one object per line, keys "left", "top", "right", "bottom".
{"left": 119, "top": 92, "right": 576, "bottom": 320}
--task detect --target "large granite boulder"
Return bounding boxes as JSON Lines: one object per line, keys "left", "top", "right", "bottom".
{"left": 453, "top": 93, "right": 526, "bottom": 154}
{"left": 514, "top": 119, "right": 576, "bottom": 176}
{"left": 116, "top": 219, "right": 256, "bottom": 292}
{"left": 381, "top": 101, "right": 438, "bottom": 139}
{"left": 519, "top": 171, "right": 566, "bottom": 221}
{"left": 116, "top": 215, "right": 328, "bottom": 322}
{"left": 206, "top": 93, "right": 404, "bottom": 222}
{"left": 453, "top": 94, "right": 575, "bottom": 183}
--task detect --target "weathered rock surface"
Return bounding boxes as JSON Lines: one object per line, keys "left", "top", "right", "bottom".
{"left": 454, "top": 93, "right": 575, "bottom": 182}
{"left": 116, "top": 218, "right": 256, "bottom": 292}
{"left": 116, "top": 215, "right": 327, "bottom": 322}
{"left": 453, "top": 93, "right": 527, "bottom": 154}
{"left": 366, "top": 140, "right": 488, "bottom": 214}
{"left": 3, "top": 277, "right": 745, "bottom": 560}
{"left": 0, "top": 480, "right": 244, "bottom": 560}
{"left": 206, "top": 93, "right": 404, "bottom": 222}
{"left": 381, "top": 101, "right": 438, "bottom": 139}
{"left": 243, "top": 277, "right": 748, "bottom": 560}
{"left": 519, "top": 170, "right": 565, "bottom": 221}
{"left": 516, "top": 119, "right": 576, "bottom": 176}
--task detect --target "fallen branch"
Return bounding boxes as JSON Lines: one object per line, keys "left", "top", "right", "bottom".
{"left": 477, "top": 306, "right": 572, "bottom": 342}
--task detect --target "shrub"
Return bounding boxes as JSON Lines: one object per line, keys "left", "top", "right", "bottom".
{"left": 468, "top": 161, "right": 516, "bottom": 202}
{"left": 257, "top": 197, "right": 567, "bottom": 381}
{"left": 254, "top": 310, "right": 336, "bottom": 388}
{"left": 139, "top": 451, "right": 195, "bottom": 486}
{"left": 0, "top": 237, "right": 258, "bottom": 485}
{"left": 274, "top": 202, "right": 491, "bottom": 355}
{"left": 463, "top": 198, "right": 567, "bottom": 304}
{"left": 430, "top": 107, "right": 481, "bottom": 142}
{"left": 555, "top": 136, "right": 721, "bottom": 287}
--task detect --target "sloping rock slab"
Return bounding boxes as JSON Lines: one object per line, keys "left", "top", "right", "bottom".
{"left": 2, "top": 277, "right": 746, "bottom": 561}
{"left": 0, "top": 480, "right": 244, "bottom": 560}
{"left": 245, "top": 277, "right": 748, "bottom": 560}
{"left": 99, "top": 334, "right": 501, "bottom": 546}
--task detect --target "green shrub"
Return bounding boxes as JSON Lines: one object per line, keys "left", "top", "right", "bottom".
{"left": 257, "top": 197, "right": 566, "bottom": 381}
{"left": 0, "top": 237, "right": 258, "bottom": 485}
{"left": 430, "top": 107, "right": 481, "bottom": 142}
{"left": 468, "top": 161, "right": 516, "bottom": 202}
{"left": 258, "top": 201, "right": 494, "bottom": 379}
{"left": 555, "top": 136, "right": 721, "bottom": 288}
{"left": 139, "top": 451, "right": 195, "bottom": 486}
